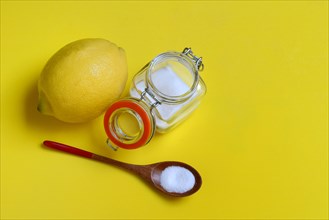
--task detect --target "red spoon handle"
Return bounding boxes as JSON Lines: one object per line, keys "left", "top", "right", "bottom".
{"left": 43, "top": 140, "right": 143, "bottom": 174}
{"left": 43, "top": 140, "right": 93, "bottom": 158}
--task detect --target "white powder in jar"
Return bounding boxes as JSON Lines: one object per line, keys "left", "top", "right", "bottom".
{"left": 160, "top": 166, "right": 196, "bottom": 193}
{"left": 149, "top": 66, "right": 190, "bottom": 97}
{"left": 130, "top": 66, "right": 196, "bottom": 128}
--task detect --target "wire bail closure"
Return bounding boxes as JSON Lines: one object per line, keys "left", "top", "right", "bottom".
{"left": 104, "top": 47, "right": 206, "bottom": 151}
{"left": 182, "top": 48, "right": 204, "bottom": 71}
{"left": 141, "top": 87, "right": 161, "bottom": 108}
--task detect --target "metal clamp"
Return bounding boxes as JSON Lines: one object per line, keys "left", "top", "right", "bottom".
{"left": 182, "top": 48, "right": 204, "bottom": 71}
{"left": 106, "top": 138, "right": 118, "bottom": 151}
{"left": 140, "top": 87, "right": 161, "bottom": 108}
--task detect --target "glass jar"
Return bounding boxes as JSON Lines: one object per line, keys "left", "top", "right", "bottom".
{"left": 104, "top": 48, "right": 207, "bottom": 150}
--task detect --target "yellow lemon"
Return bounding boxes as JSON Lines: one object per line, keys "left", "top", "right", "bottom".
{"left": 37, "top": 38, "right": 128, "bottom": 123}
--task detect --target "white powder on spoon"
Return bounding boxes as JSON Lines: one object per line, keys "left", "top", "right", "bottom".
{"left": 160, "top": 166, "right": 196, "bottom": 193}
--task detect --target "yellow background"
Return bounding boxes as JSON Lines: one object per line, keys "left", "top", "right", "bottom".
{"left": 1, "top": 1, "right": 328, "bottom": 219}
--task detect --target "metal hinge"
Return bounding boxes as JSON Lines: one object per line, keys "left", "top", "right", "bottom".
{"left": 140, "top": 87, "right": 161, "bottom": 108}
{"left": 182, "top": 48, "right": 204, "bottom": 71}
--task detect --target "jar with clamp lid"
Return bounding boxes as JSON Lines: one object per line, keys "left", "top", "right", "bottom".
{"left": 104, "top": 48, "right": 207, "bottom": 150}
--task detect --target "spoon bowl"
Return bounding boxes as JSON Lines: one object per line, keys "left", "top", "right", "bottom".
{"left": 150, "top": 161, "right": 202, "bottom": 197}
{"left": 43, "top": 140, "right": 202, "bottom": 197}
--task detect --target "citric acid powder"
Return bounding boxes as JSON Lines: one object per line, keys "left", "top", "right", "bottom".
{"left": 160, "top": 166, "right": 195, "bottom": 193}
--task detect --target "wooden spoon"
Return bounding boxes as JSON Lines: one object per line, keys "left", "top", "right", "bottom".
{"left": 43, "top": 140, "right": 202, "bottom": 197}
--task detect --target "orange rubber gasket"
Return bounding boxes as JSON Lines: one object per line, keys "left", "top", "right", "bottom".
{"left": 104, "top": 99, "right": 152, "bottom": 149}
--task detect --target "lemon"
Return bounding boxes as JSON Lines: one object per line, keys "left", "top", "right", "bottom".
{"left": 37, "top": 38, "right": 128, "bottom": 123}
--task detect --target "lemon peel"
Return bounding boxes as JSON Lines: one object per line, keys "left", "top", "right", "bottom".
{"left": 37, "top": 38, "right": 128, "bottom": 123}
